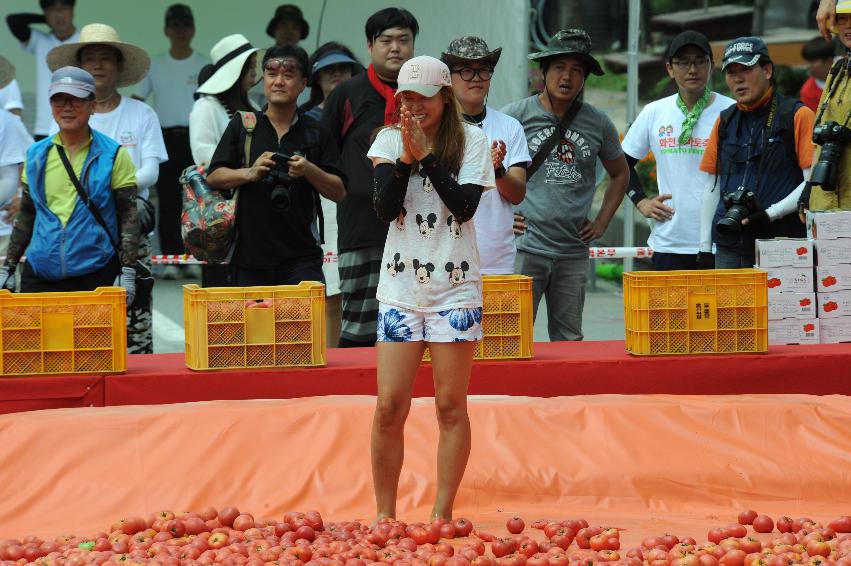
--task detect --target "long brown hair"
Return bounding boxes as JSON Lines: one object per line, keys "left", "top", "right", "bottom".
{"left": 374, "top": 86, "right": 467, "bottom": 175}
{"left": 431, "top": 87, "right": 466, "bottom": 176}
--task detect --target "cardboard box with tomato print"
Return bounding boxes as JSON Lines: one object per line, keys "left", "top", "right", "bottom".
{"left": 819, "top": 316, "right": 851, "bottom": 343}
{"left": 806, "top": 210, "right": 851, "bottom": 240}
{"left": 760, "top": 267, "right": 814, "bottom": 295}
{"left": 814, "top": 239, "right": 851, "bottom": 266}
{"left": 755, "top": 239, "right": 813, "bottom": 268}
{"left": 815, "top": 265, "right": 851, "bottom": 292}
{"left": 768, "top": 318, "right": 820, "bottom": 345}
{"left": 767, "top": 292, "right": 816, "bottom": 320}
{"left": 817, "top": 289, "right": 851, "bottom": 318}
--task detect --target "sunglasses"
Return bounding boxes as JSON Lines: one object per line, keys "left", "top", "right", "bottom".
{"left": 264, "top": 58, "right": 303, "bottom": 75}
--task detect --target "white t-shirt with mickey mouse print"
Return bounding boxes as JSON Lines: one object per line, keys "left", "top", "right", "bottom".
{"left": 368, "top": 123, "right": 495, "bottom": 312}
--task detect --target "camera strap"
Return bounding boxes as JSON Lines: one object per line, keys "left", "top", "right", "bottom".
{"left": 750, "top": 94, "right": 778, "bottom": 197}
{"left": 527, "top": 96, "right": 582, "bottom": 179}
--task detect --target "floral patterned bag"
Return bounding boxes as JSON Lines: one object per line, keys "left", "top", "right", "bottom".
{"left": 180, "top": 112, "right": 256, "bottom": 263}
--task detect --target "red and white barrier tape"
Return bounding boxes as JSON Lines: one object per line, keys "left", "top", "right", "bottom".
{"left": 148, "top": 248, "right": 655, "bottom": 265}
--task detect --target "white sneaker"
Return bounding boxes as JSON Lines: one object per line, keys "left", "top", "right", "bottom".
{"left": 183, "top": 265, "right": 202, "bottom": 279}
{"left": 160, "top": 265, "right": 180, "bottom": 280}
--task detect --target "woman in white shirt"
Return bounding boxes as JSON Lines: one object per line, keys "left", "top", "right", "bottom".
{"left": 188, "top": 34, "right": 259, "bottom": 287}
{"left": 189, "top": 34, "right": 259, "bottom": 168}
{"left": 367, "top": 56, "right": 495, "bottom": 522}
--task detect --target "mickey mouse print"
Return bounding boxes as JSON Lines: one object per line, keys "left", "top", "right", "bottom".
{"left": 368, "top": 123, "right": 495, "bottom": 312}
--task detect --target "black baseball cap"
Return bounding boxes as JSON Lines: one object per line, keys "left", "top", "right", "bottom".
{"left": 722, "top": 37, "right": 771, "bottom": 70}
{"left": 667, "top": 31, "right": 712, "bottom": 60}
{"left": 165, "top": 4, "right": 194, "bottom": 26}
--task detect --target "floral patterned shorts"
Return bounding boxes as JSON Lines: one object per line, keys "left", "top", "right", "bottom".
{"left": 376, "top": 303, "right": 484, "bottom": 343}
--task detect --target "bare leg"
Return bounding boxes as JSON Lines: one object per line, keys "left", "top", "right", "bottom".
{"left": 325, "top": 293, "right": 342, "bottom": 348}
{"left": 371, "top": 341, "right": 425, "bottom": 521}
{"left": 428, "top": 340, "right": 476, "bottom": 520}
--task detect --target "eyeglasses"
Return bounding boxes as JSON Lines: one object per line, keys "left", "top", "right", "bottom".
{"left": 451, "top": 67, "right": 494, "bottom": 81}
{"left": 50, "top": 95, "right": 88, "bottom": 109}
{"left": 671, "top": 58, "right": 711, "bottom": 71}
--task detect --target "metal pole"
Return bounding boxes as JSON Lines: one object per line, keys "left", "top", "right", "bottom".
{"left": 703, "top": 0, "right": 709, "bottom": 14}
{"left": 623, "top": 0, "right": 641, "bottom": 273}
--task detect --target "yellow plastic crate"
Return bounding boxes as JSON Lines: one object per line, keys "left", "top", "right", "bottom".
{"left": 183, "top": 282, "right": 326, "bottom": 370}
{"left": 623, "top": 269, "right": 768, "bottom": 355}
{"left": 0, "top": 287, "right": 127, "bottom": 376}
{"left": 423, "top": 274, "right": 534, "bottom": 361}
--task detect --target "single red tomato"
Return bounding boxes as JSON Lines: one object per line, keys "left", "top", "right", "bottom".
{"left": 752, "top": 516, "right": 774, "bottom": 534}
{"left": 828, "top": 517, "right": 851, "bottom": 533}
{"left": 544, "top": 524, "right": 562, "bottom": 540}
{"left": 492, "top": 539, "right": 515, "bottom": 558}
{"left": 454, "top": 519, "right": 474, "bottom": 538}
{"left": 719, "top": 549, "right": 746, "bottom": 566}
{"left": 219, "top": 508, "right": 240, "bottom": 528}
{"left": 507, "top": 518, "right": 526, "bottom": 535}
{"left": 440, "top": 523, "right": 457, "bottom": 540}
{"left": 738, "top": 511, "right": 758, "bottom": 526}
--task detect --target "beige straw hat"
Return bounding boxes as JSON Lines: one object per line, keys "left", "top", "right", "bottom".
{"left": 0, "top": 56, "right": 15, "bottom": 90}
{"left": 46, "top": 23, "right": 150, "bottom": 87}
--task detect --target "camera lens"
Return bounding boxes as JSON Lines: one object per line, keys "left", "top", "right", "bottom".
{"left": 270, "top": 185, "right": 291, "bottom": 210}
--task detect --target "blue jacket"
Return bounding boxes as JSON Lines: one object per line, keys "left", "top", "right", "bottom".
{"left": 712, "top": 93, "right": 806, "bottom": 249}
{"left": 25, "top": 130, "right": 120, "bottom": 281}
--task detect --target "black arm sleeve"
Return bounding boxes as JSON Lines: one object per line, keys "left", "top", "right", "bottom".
{"left": 114, "top": 186, "right": 141, "bottom": 267}
{"left": 6, "top": 13, "right": 45, "bottom": 43}
{"left": 419, "top": 154, "right": 483, "bottom": 223}
{"left": 373, "top": 161, "right": 410, "bottom": 222}
{"left": 5, "top": 185, "right": 36, "bottom": 268}
{"left": 624, "top": 154, "right": 646, "bottom": 207}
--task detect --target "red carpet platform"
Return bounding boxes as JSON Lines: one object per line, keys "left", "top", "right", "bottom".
{"left": 2, "top": 340, "right": 851, "bottom": 414}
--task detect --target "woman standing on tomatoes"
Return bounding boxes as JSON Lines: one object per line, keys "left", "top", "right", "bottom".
{"left": 367, "top": 55, "right": 495, "bottom": 520}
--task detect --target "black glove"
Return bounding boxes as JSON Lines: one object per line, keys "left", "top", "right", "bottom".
{"left": 744, "top": 210, "right": 770, "bottom": 230}
{"left": 696, "top": 252, "right": 715, "bottom": 270}
{"left": 798, "top": 182, "right": 813, "bottom": 217}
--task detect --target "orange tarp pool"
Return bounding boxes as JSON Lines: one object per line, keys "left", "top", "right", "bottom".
{"left": 1, "top": 394, "right": 850, "bottom": 541}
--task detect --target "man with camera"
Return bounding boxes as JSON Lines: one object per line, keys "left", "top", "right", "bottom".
{"left": 206, "top": 45, "right": 345, "bottom": 287}
{"left": 698, "top": 37, "right": 815, "bottom": 269}
{"left": 801, "top": 0, "right": 851, "bottom": 215}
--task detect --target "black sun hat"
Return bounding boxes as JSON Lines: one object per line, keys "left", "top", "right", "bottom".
{"left": 528, "top": 29, "right": 604, "bottom": 76}
{"left": 266, "top": 4, "right": 309, "bottom": 40}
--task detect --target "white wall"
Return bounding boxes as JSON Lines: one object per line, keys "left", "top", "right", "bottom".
{"left": 1, "top": 0, "right": 530, "bottom": 131}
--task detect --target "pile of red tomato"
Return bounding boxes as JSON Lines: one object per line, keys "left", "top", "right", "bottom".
{"left": 1, "top": 509, "right": 850, "bottom": 566}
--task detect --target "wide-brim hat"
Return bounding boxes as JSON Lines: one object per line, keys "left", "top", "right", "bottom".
{"left": 46, "top": 23, "right": 150, "bottom": 88}
{"left": 266, "top": 4, "right": 309, "bottom": 40}
{"left": 0, "top": 56, "right": 15, "bottom": 90}
{"left": 441, "top": 36, "right": 502, "bottom": 68}
{"left": 196, "top": 34, "right": 260, "bottom": 95}
{"left": 528, "top": 29, "right": 604, "bottom": 76}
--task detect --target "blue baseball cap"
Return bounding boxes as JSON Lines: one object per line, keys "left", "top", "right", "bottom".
{"left": 48, "top": 66, "right": 96, "bottom": 99}
{"left": 722, "top": 37, "right": 771, "bottom": 70}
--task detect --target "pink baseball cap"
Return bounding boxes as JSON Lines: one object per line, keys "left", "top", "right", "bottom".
{"left": 396, "top": 55, "right": 452, "bottom": 98}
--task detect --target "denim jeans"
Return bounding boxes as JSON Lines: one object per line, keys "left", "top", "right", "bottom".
{"left": 515, "top": 250, "right": 588, "bottom": 341}
{"left": 715, "top": 244, "right": 755, "bottom": 269}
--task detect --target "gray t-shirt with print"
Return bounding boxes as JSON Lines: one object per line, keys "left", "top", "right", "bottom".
{"left": 501, "top": 95, "right": 622, "bottom": 259}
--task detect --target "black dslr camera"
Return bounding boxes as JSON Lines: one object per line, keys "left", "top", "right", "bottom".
{"left": 265, "top": 151, "right": 304, "bottom": 210}
{"left": 811, "top": 121, "right": 851, "bottom": 192}
{"left": 716, "top": 186, "right": 760, "bottom": 237}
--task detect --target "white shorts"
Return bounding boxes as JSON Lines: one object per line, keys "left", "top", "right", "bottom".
{"left": 377, "top": 302, "right": 483, "bottom": 343}
{"left": 320, "top": 196, "right": 340, "bottom": 296}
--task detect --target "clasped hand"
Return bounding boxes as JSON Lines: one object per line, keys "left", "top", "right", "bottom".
{"left": 400, "top": 108, "right": 431, "bottom": 163}
{"left": 247, "top": 152, "right": 313, "bottom": 182}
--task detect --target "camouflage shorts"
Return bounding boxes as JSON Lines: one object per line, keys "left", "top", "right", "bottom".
{"left": 127, "top": 237, "right": 153, "bottom": 354}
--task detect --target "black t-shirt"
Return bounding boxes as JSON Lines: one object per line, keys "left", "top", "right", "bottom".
{"left": 208, "top": 110, "right": 345, "bottom": 269}
{"left": 321, "top": 72, "right": 394, "bottom": 252}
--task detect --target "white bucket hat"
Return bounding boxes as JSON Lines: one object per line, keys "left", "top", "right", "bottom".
{"left": 0, "top": 56, "right": 14, "bottom": 90}
{"left": 46, "top": 23, "right": 150, "bottom": 88}
{"left": 196, "top": 34, "right": 260, "bottom": 95}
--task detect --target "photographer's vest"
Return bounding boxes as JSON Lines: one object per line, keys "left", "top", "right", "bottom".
{"left": 713, "top": 93, "right": 805, "bottom": 247}
{"left": 809, "top": 57, "right": 851, "bottom": 211}
{"left": 25, "top": 131, "right": 121, "bottom": 281}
